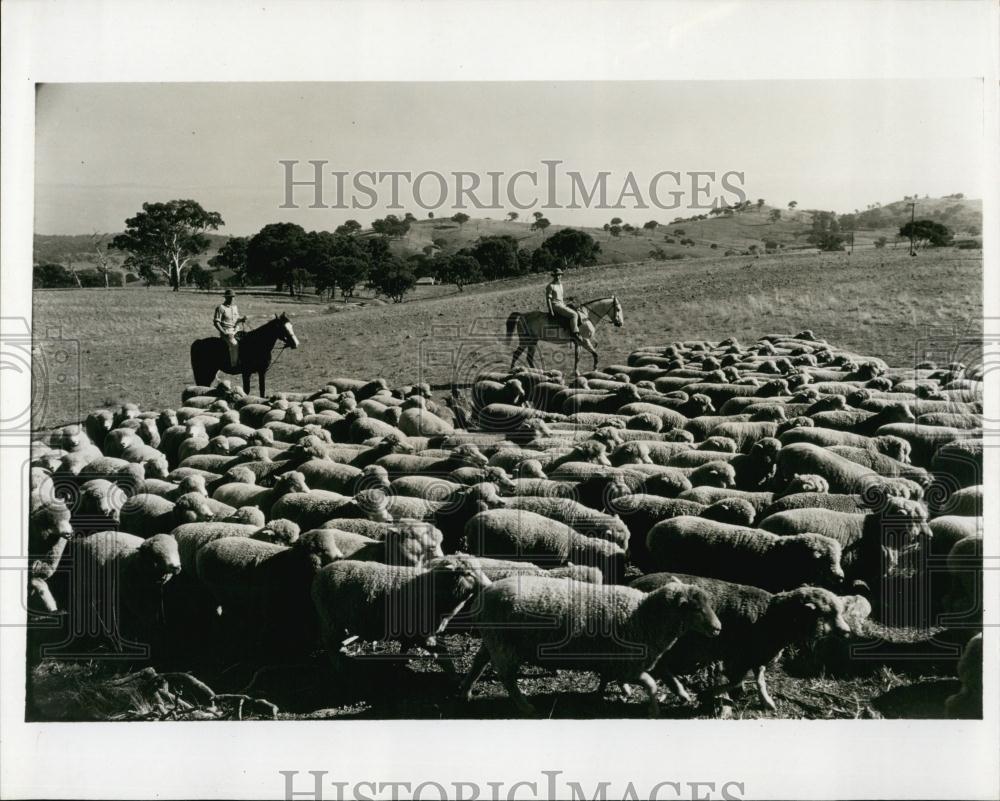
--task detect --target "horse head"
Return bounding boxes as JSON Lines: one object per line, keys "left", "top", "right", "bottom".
{"left": 275, "top": 312, "right": 299, "bottom": 349}
{"left": 610, "top": 295, "right": 624, "bottom": 328}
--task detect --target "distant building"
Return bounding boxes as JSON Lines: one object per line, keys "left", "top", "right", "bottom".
{"left": 416, "top": 276, "right": 437, "bottom": 286}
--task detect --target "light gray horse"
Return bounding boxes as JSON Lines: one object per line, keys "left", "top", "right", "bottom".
{"left": 505, "top": 295, "right": 624, "bottom": 374}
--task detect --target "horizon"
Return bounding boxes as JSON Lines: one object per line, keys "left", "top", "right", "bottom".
{"left": 34, "top": 80, "right": 985, "bottom": 236}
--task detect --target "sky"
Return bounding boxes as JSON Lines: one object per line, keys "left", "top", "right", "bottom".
{"left": 34, "top": 80, "right": 985, "bottom": 236}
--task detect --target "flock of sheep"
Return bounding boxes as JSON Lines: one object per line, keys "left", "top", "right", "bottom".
{"left": 27, "top": 330, "right": 983, "bottom": 718}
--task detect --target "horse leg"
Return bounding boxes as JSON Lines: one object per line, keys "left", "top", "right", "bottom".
{"left": 242, "top": 372, "right": 251, "bottom": 394}
{"left": 574, "top": 342, "right": 580, "bottom": 376}
{"left": 259, "top": 371, "right": 266, "bottom": 397}
{"left": 525, "top": 344, "right": 537, "bottom": 369}
{"left": 581, "top": 338, "right": 599, "bottom": 371}
{"left": 511, "top": 345, "right": 523, "bottom": 370}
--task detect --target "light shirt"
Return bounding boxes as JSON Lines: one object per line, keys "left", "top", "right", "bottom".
{"left": 214, "top": 303, "right": 240, "bottom": 334}
{"left": 546, "top": 282, "right": 564, "bottom": 303}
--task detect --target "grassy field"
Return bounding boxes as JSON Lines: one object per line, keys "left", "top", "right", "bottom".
{"left": 32, "top": 246, "right": 982, "bottom": 429}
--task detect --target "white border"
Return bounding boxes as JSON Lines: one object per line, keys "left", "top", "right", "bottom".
{"left": 2, "top": 2, "right": 998, "bottom": 799}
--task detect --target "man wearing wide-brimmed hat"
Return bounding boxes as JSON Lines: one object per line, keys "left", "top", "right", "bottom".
{"left": 545, "top": 267, "right": 579, "bottom": 336}
{"left": 214, "top": 288, "right": 247, "bottom": 368}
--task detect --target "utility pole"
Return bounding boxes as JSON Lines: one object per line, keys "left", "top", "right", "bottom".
{"left": 907, "top": 201, "right": 916, "bottom": 256}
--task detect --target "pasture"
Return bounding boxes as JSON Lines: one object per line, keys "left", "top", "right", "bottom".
{"left": 33, "top": 247, "right": 982, "bottom": 430}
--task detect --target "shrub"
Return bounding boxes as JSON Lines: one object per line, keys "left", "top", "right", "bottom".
{"left": 709, "top": 243, "right": 718, "bottom": 249}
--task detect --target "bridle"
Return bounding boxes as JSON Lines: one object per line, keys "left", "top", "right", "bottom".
{"left": 578, "top": 296, "right": 622, "bottom": 327}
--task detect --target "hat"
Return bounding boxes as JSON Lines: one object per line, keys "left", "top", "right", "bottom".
{"left": 223, "top": 289, "right": 235, "bottom": 298}
{"left": 551, "top": 268, "right": 564, "bottom": 276}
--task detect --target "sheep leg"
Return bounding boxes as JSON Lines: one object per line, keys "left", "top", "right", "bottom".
{"left": 461, "top": 645, "right": 491, "bottom": 701}
{"left": 658, "top": 668, "right": 694, "bottom": 703}
{"left": 495, "top": 662, "right": 535, "bottom": 715}
{"left": 754, "top": 665, "right": 777, "bottom": 711}
{"left": 423, "top": 638, "right": 460, "bottom": 683}
{"left": 637, "top": 671, "right": 661, "bottom": 718}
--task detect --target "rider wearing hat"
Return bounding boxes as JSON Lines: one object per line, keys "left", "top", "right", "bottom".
{"left": 214, "top": 289, "right": 247, "bottom": 368}
{"left": 545, "top": 267, "right": 580, "bottom": 336}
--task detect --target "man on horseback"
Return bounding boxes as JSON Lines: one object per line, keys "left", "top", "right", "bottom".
{"left": 545, "top": 267, "right": 580, "bottom": 339}
{"left": 213, "top": 289, "right": 247, "bottom": 369}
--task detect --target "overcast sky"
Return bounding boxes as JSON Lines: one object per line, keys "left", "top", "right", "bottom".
{"left": 34, "top": 80, "right": 984, "bottom": 235}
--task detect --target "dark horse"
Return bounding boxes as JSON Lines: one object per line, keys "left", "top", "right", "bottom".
{"left": 190, "top": 313, "right": 299, "bottom": 395}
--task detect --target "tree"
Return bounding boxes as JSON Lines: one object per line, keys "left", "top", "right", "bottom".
{"left": 507, "top": 212, "right": 519, "bottom": 222}
{"left": 899, "top": 219, "right": 953, "bottom": 248}
{"left": 608, "top": 225, "right": 622, "bottom": 238}
{"left": 533, "top": 212, "right": 544, "bottom": 222}
{"left": 89, "top": 233, "right": 120, "bottom": 288}
{"left": 33, "top": 262, "right": 77, "bottom": 288}
{"left": 756, "top": 198, "right": 765, "bottom": 212}
{"left": 807, "top": 211, "right": 845, "bottom": 252}
{"left": 290, "top": 267, "right": 310, "bottom": 297}
{"left": 470, "top": 235, "right": 521, "bottom": 280}
{"left": 769, "top": 209, "right": 782, "bottom": 223}
{"left": 451, "top": 212, "right": 470, "bottom": 227}
{"left": 609, "top": 216, "right": 622, "bottom": 226}
{"left": 330, "top": 256, "right": 369, "bottom": 299}
{"left": 404, "top": 212, "right": 417, "bottom": 223}
{"left": 111, "top": 199, "right": 223, "bottom": 291}
{"left": 187, "top": 263, "right": 215, "bottom": 290}
{"left": 874, "top": 236, "right": 888, "bottom": 249}
{"left": 643, "top": 220, "right": 659, "bottom": 231}
{"left": 531, "top": 217, "right": 551, "bottom": 236}
{"left": 371, "top": 214, "right": 411, "bottom": 239}
{"left": 788, "top": 200, "right": 798, "bottom": 210}
{"left": 540, "top": 228, "right": 601, "bottom": 267}
{"left": 434, "top": 253, "right": 481, "bottom": 292}
{"left": 368, "top": 257, "right": 416, "bottom": 302}
{"left": 209, "top": 236, "right": 250, "bottom": 286}
{"left": 334, "top": 219, "right": 362, "bottom": 236}
{"left": 246, "top": 222, "right": 307, "bottom": 293}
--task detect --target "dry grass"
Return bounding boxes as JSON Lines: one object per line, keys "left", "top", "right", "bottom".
{"left": 33, "top": 247, "right": 981, "bottom": 428}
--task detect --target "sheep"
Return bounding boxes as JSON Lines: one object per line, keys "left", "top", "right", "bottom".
{"left": 678, "top": 486, "right": 775, "bottom": 518}
{"left": 449, "top": 464, "right": 518, "bottom": 493}
{"left": 462, "top": 576, "right": 721, "bottom": 716}
{"left": 321, "top": 519, "right": 443, "bottom": 566}
{"left": 74, "top": 478, "right": 129, "bottom": 529}
{"left": 311, "top": 554, "right": 492, "bottom": 676}
{"left": 928, "top": 515, "right": 980, "bottom": 557}
{"left": 808, "top": 404, "right": 915, "bottom": 437}
{"left": 631, "top": 573, "right": 851, "bottom": 711}
{"left": 942, "top": 536, "right": 982, "bottom": 624}
{"left": 169, "top": 519, "right": 299, "bottom": 574}
{"left": 645, "top": 516, "right": 844, "bottom": 592}
{"left": 931, "top": 485, "right": 982, "bottom": 517}
{"left": 760, "top": 492, "right": 865, "bottom": 519}
{"left": 118, "top": 492, "right": 216, "bottom": 538}
{"left": 375, "top": 443, "right": 489, "bottom": 480}
{"left": 469, "top": 556, "right": 604, "bottom": 584}
{"left": 268, "top": 488, "right": 357, "bottom": 529}
{"left": 709, "top": 421, "right": 780, "bottom": 452}
{"left": 211, "top": 471, "right": 309, "bottom": 517}
{"left": 464, "top": 508, "right": 625, "bottom": 582}
{"left": 59, "top": 532, "right": 181, "bottom": 645}
{"left": 499, "top": 496, "right": 630, "bottom": 549}
{"left": 876, "top": 423, "right": 981, "bottom": 468}
{"left": 611, "top": 440, "right": 692, "bottom": 467}
{"left": 473, "top": 378, "right": 527, "bottom": 409}
{"left": 28, "top": 503, "right": 75, "bottom": 582}
{"left": 780, "top": 428, "right": 912, "bottom": 461}
{"left": 194, "top": 536, "right": 290, "bottom": 613}
{"left": 776, "top": 443, "right": 918, "bottom": 498}
{"left": 826, "top": 446, "right": 931, "bottom": 487}
{"left": 930, "top": 439, "right": 982, "bottom": 489}
{"left": 944, "top": 633, "right": 982, "bottom": 718}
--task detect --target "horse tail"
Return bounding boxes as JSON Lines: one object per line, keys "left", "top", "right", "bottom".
{"left": 505, "top": 312, "right": 520, "bottom": 343}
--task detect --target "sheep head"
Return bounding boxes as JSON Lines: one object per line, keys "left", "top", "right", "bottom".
{"left": 784, "top": 474, "right": 830, "bottom": 495}
{"left": 136, "top": 534, "right": 182, "bottom": 585}
{"left": 699, "top": 498, "right": 755, "bottom": 526}
{"left": 771, "top": 586, "right": 852, "bottom": 641}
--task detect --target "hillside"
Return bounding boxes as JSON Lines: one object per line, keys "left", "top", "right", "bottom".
{"left": 32, "top": 195, "right": 981, "bottom": 271}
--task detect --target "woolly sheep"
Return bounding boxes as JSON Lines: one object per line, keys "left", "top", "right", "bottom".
{"left": 776, "top": 443, "right": 917, "bottom": 498}
{"left": 212, "top": 471, "right": 309, "bottom": 517}
{"left": 645, "top": 516, "right": 844, "bottom": 592}
{"left": 59, "top": 532, "right": 181, "bottom": 642}
{"left": 780, "top": 428, "right": 912, "bottom": 461}
{"left": 760, "top": 492, "right": 865, "bottom": 519}
{"left": 876, "top": 423, "right": 981, "bottom": 468}
{"left": 311, "top": 555, "right": 492, "bottom": 675}
{"left": 321, "top": 519, "right": 443, "bottom": 566}
{"left": 944, "top": 633, "right": 982, "bottom": 718}
{"left": 464, "top": 508, "right": 625, "bottom": 582}
{"left": 500, "top": 496, "right": 629, "bottom": 548}
{"left": 631, "top": 573, "right": 851, "bottom": 711}
{"left": 118, "top": 492, "right": 215, "bottom": 538}
{"left": 462, "top": 576, "right": 721, "bottom": 715}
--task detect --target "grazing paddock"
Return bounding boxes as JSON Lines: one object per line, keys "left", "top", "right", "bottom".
{"left": 32, "top": 247, "right": 981, "bottom": 429}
